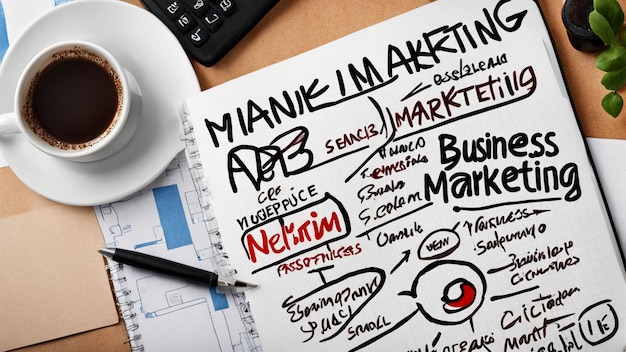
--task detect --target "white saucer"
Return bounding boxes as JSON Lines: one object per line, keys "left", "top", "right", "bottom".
{"left": 0, "top": 0, "right": 200, "bottom": 206}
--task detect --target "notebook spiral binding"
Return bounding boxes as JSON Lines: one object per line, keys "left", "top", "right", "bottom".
{"left": 106, "top": 263, "right": 145, "bottom": 352}
{"left": 179, "top": 110, "right": 263, "bottom": 351}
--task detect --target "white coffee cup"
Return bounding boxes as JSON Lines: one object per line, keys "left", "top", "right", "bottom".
{"left": 0, "top": 41, "right": 142, "bottom": 162}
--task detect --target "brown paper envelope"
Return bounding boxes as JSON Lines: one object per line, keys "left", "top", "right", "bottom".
{"left": 0, "top": 167, "right": 118, "bottom": 351}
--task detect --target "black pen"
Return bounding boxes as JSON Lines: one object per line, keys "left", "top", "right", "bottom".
{"left": 99, "top": 247, "right": 256, "bottom": 288}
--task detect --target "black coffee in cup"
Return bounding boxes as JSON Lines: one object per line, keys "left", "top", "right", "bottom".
{"left": 23, "top": 47, "right": 124, "bottom": 148}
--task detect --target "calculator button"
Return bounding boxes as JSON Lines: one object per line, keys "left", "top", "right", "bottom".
{"left": 156, "top": 0, "right": 184, "bottom": 19}
{"left": 203, "top": 11, "right": 223, "bottom": 33}
{"left": 217, "top": 0, "right": 237, "bottom": 16}
{"left": 140, "top": 0, "right": 278, "bottom": 66}
{"left": 182, "top": 0, "right": 210, "bottom": 17}
{"left": 188, "top": 27, "right": 210, "bottom": 47}
{"left": 176, "top": 12, "right": 196, "bottom": 33}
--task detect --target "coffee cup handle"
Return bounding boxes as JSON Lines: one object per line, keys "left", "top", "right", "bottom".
{"left": 0, "top": 112, "right": 20, "bottom": 135}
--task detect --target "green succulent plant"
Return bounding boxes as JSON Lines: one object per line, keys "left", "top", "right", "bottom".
{"left": 590, "top": 0, "right": 626, "bottom": 117}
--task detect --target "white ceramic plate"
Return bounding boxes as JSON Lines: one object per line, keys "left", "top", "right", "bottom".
{"left": 0, "top": 0, "right": 200, "bottom": 206}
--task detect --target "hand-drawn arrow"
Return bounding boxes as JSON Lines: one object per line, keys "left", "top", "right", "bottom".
{"left": 391, "top": 250, "right": 410, "bottom": 274}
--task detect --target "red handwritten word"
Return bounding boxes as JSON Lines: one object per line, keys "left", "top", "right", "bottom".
{"left": 245, "top": 211, "right": 344, "bottom": 263}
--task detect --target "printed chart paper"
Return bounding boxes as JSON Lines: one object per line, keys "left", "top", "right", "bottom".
{"left": 94, "top": 154, "right": 261, "bottom": 352}
{"left": 183, "top": 0, "right": 626, "bottom": 351}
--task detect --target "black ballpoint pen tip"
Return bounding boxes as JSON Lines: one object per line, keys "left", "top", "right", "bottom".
{"left": 223, "top": 276, "right": 258, "bottom": 288}
{"left": 237, "top": 281, "right": 258, "bottom": 288}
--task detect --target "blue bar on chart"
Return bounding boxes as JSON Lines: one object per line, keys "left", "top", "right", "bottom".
{"left": 0, "top": 0, "right": 8, "bottom": 64}
{"left": 153, "top": 185, "right": 193, "bottom": 250}
{"left": 209, "top": 287, "right": 229, "bottom": 311}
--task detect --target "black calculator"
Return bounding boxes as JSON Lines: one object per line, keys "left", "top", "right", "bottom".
{"left": 140, "top": 0, "right": 278, "bottom": 66}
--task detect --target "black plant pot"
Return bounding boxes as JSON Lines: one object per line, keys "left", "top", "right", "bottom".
{"left": 562, "top": 0, "right": 606, "bottom": 52}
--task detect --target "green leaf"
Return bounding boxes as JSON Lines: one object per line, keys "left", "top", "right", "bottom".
{"left": 596, "top": 46, "right": 626, "bottom": 71}
{"left": 590, "top": 10, "right": 617, "bottom": 45}
{"left": 602, "top": 67, "right": 626, "bottom": 89}
{"left": 594, "top": 0, "right": 624, "bottom": 35}
{"left": 602, "top": 91, "right": 624, "bottom": 117}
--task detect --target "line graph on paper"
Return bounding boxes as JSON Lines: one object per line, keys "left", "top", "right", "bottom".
{"left": 95, "top": 153, "right": 261, "bottom": 352}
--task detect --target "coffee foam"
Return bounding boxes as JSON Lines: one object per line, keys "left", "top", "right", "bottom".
{"left": 22, "top": 46, "right": 125, "bottom": 151}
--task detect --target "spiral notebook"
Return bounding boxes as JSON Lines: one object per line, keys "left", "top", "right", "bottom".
{"left": 179, "top": 0, "right": 626, "bottom": 351}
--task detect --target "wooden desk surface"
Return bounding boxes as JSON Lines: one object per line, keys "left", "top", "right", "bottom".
{"left": 16, "top": 0, "right": 626, "bottom": 351}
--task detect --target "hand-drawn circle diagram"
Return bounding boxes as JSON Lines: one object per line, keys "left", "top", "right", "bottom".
{"left": 400, "top": 260, "right": 487, "bottom": 326}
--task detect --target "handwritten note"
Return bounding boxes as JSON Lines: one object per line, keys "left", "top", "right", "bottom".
{"left": 183, "top": 0, "right": 626, "bottom": 350}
